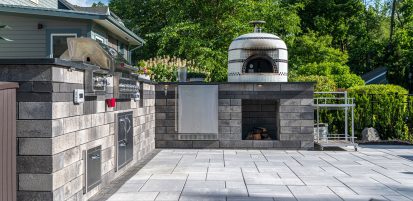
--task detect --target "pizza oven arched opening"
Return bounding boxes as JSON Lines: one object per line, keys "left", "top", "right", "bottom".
{"left": 242, "top": 55, "right": 277, "bottom": 74}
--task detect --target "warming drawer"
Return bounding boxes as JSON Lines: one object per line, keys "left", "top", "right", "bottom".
{"left": 84, "top": 146, "right": 101, "bottom": 193}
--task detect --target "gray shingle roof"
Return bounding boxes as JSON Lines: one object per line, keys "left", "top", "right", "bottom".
{"left": 362, "top": 67, "right": 388, "bottom": 84}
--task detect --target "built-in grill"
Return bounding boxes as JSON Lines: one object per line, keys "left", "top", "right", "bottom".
{"left": 61, "top": 38, "right": 140, "bottom": 97}
{"left": 115, "top": 111, "right": 134, "bottom": 171}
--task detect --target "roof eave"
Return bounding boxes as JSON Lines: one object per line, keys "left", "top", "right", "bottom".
{"left": 0, "top": 4, "right": 145, "bottom": 46}
{"left": 106, "top": 15, "right": 145, "bottom": 45}
{"left": 0, "top": 3, "right": 107, "bottom": 20}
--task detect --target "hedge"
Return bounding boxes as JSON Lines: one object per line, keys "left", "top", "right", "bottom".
{"left": 295, "top": 81, "right": 413, "bottom": 142}
{"left": 290, "top": 75, "right": 336, "bottom": 92}
{"left": 348, "top": 84, "right": 412, "bottom": 141}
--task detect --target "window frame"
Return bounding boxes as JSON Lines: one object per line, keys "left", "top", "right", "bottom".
{"left": 49, "top": 33, "right": 78, "bottom": 58}
{"left": 94, "top": 35, "right": 106, "bottom": 44}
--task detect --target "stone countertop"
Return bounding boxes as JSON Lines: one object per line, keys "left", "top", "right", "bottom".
{"left": 0, "top": 58, "right": 157, "bottom": 84}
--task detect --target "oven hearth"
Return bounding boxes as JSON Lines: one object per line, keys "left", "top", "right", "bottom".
{"left": 245, "top": 127, "right": 272, "bottom": 140}
{"left": 242, "top": 99, "right": 279, "bottom": 140}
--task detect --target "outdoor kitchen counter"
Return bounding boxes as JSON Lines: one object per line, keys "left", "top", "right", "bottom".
{"left": 0, "top": 63, "right": 156, "bottom": 201}
{"left": 154, "top": 82, "right": 315, "bottom": 150}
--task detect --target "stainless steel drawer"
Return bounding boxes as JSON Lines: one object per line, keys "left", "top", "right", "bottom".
{"left": 84, "top": 146, "right": 102, "bottom": 193}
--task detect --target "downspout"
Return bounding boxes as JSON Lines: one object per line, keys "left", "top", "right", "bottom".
{"left": 129, "top": 43, "right": 144, "bottom": 65}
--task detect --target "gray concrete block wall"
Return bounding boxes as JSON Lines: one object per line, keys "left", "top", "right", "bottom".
{"left": 218, "top": 99, "right": 242, "bottom": 141}
{"left": 0, "top": 65, "right": 156, "bottom": 201}
{"left": 279, "top": 98, "right": 314, "bottom": 148}
{"left": 154, "top": 85, "right": 179, "bottom": 147}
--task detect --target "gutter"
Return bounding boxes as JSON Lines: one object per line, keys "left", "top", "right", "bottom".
{"left": 130, "top": 43, "right": 144, "bottom": 52}
{"left": 0, "top": 3, "right": 106, "bottom": 20}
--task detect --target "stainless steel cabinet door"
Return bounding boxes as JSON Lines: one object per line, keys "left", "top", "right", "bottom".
{"left": 116, "top": 111, "right": 134, "bottom": 170}
{"left": 178, "top": 85, "right": 218, "bottom": 134}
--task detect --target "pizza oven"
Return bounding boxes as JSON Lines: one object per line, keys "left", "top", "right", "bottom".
{"left": 228, "top": 21, "right": 288, "bottom": 82}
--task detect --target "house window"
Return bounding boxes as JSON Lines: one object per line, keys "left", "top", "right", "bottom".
{"left": 119, "top": 43, "right": 125, "bottom": 56}
{"left": 95, "top": 35, "right": 106, "bottom": 44}
{"left": 50, "top": 33, "right": 77, "bottom": 58}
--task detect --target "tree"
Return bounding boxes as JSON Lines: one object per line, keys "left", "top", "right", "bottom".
{"left": 347, "top": 0, "right": 391, "bottom": 74}
{"left": 92, "top": 2, "right": 105, "bottom": 7}
{"left": 289, "top": 32, "right": 364, "bottom": 88}
{"left": 387, "top": 0, "right": 413, "bottom": 88}
{"left": 109, "top": 0, "right": 303, "bottom": 81}
{"left": 287, "top": 0, "right": 391, "bottom": 75}
{"left": 287, "top": 0, "right": 365, "bottom": 51}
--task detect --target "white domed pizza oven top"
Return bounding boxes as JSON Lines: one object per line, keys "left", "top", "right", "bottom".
{"left": 228, "top": 21, "right": 288, "bottom": 82}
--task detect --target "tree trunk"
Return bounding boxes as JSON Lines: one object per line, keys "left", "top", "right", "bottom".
{"left": 390, "top": 0, "right": 397, "bottom": 42}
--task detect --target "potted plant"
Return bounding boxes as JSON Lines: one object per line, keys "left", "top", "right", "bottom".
{"left": 187, "top": 72, "right": 207, "bottom": 82}
{"left": 136, "top": 61, "right": 152, "bottom": 80}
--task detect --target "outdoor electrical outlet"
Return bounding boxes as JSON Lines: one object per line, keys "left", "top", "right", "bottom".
{"left": 74, "top": 89, "right": 85, "bottom": 104}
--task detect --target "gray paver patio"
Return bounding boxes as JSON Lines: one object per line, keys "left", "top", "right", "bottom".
{"left": 105, "top": 146, "right": 413, "bottom": 201}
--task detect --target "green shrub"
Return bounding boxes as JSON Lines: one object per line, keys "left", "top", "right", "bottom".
{"left": 331, "top": 73, "right": 365, "bottom": 89}
{"left": 290, "top": 75, "right": 336, "bottom": 92}
{"left": 348, "top": 84, "right": 411, "bottom": 141}
{"left": 295, "top": 61, "right": 365, "bottom": 89}
{"left": 139, "top": 56, "right": 211, "bottom": 82}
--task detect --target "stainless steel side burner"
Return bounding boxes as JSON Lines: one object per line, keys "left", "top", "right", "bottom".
{"left": 113, "top": 75, "right": 140, "bottom": 99}
{"left": 85, "top": 70, "right": 110, "bottom": 94}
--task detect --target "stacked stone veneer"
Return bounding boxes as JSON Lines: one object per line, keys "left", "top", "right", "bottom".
{"left": 155, "top": 82, "right": 314, "bottom": 149}
{"left": 0, "top": 65, "right": 155, "bottom": 201}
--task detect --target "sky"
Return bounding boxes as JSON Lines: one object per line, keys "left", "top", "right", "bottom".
{"left": 66, "top": 0, "right": 109, "bottom": 7}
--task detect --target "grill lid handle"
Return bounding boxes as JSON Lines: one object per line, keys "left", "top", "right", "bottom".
{"left": 249, "top": 21, "right": 266, "bottom": 33}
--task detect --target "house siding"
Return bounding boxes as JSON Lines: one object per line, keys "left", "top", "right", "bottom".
{"left": 1, "top": 0, "right": 58, "bottom": 9}
{"left": 0, "top": 13, "right": 89, "bottom": 59}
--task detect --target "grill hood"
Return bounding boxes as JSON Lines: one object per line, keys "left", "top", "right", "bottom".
{"left": 60, "top": 38, "right": 136, "bottom": 73}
